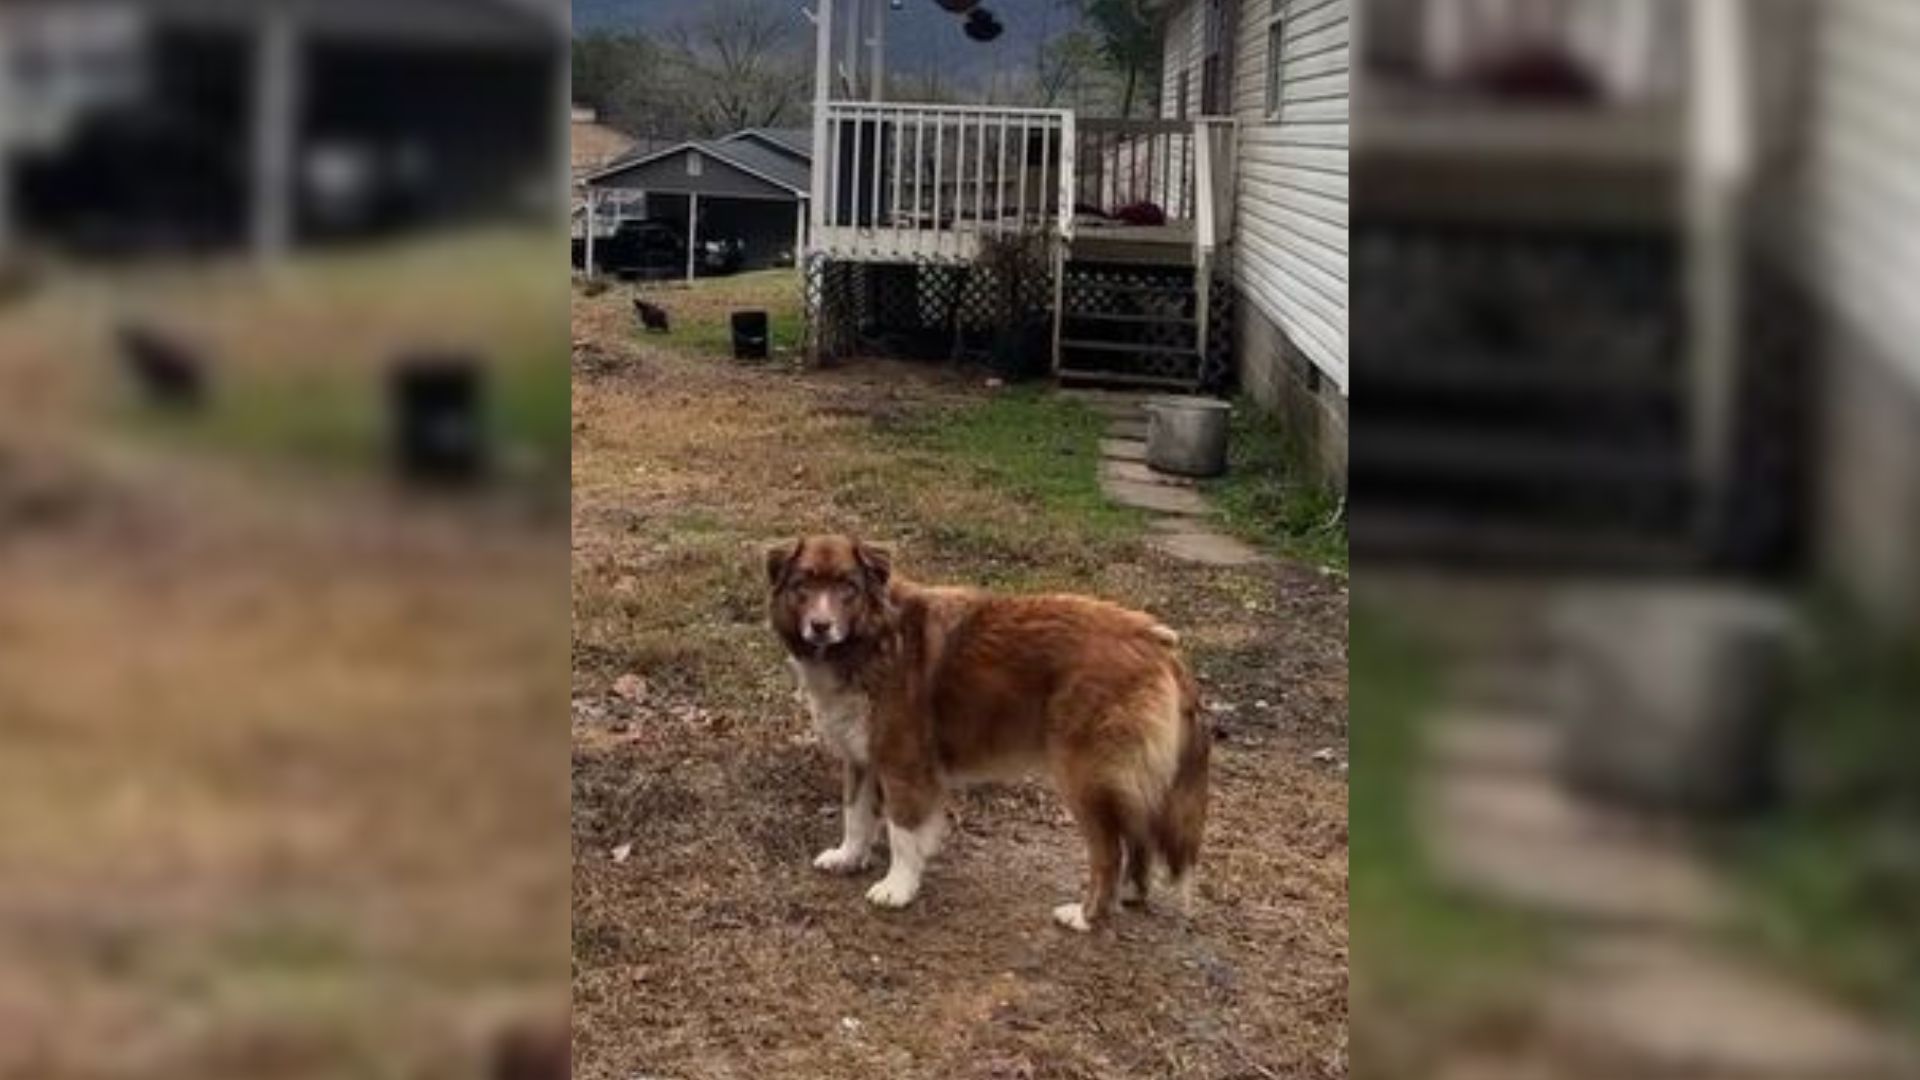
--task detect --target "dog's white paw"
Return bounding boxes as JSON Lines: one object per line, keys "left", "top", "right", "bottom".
{"left": 865, "top": 873, "right": 920, "bottom": 909}
{"left": 812, "top": 845, "right": 869, "bottom": 874}
{"left": 1051, "top": 902, "right": 1092, "bottom": 932}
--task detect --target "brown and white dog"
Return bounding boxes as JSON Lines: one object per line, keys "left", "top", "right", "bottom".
{"left": 766, "top": 535, "right": 1209, "bottom": 931}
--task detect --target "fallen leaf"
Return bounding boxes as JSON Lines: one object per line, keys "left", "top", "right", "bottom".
{"left": 613, "top": 674, "right": 647, "bottom": 702}
{"left": 611, "top": 843, "right": 633, "bottom": 863}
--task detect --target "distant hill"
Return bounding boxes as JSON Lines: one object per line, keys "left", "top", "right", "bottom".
{"left": 573, "top": 0, "right": 1077, "bottom": 90}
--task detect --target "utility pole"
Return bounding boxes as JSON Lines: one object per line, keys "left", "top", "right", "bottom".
{"left": 250, "top": 11, "right": 301, "bottom": 261}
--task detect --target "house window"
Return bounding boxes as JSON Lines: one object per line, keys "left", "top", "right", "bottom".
{"left": 1200, "top": 0, "right": 1230, "bottom": 115}
{"left": 687, "top": 153, "right": 703, "bottom": 177}
{"left": 1176, "top": 69, "right": 1191, "bottom": 121}
{"left": 1265, "top": 0, "right": 1286, "bottom": 120}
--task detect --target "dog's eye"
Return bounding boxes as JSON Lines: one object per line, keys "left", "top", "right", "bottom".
{"left": 836, "top": 582, "right": 857, "bottom": 599}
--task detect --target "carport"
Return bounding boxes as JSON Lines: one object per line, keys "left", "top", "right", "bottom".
{"left": 581, "top": 138, "right": 810, "bottom": 280}
{"left": 0, "top": 0, "right": 568, "bottom": 261}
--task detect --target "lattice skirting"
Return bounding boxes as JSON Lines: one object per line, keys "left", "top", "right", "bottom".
{"left": 1057, "top": 262, "right": 1233, "bottom": 390}
{"left": 805, "top": 251, "right": 1056, "bottom": 374}
{"left": 1204, "top": 278, "right": 1233, "bottom": 391}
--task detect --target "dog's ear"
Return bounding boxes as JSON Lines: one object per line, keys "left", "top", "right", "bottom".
{"left": 765, "top": 539, "right": 802, "bottom": 587}
{"left": 853, "top": 539, "right": 893, "bottom": 589}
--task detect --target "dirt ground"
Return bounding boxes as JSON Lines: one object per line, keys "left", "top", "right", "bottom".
{"left": 0, "top": 238, "right": 569, "bottom": 1079}
{"left": 570, "top": 279, "right": 1351, "bottom": 1080}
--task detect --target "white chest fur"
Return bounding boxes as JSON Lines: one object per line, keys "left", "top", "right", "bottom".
{"left": 790, "top": 658, "right": 870, "bottom": 765}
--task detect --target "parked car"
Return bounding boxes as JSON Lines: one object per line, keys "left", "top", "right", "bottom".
{"left": 699, "top": 238, "right": 746, "bottom": 276}
{"left": 600, "top": 219, "right": 685, "bottom": 280}
{"left": 576, "top": 220, "right": 746, "bottom": 279}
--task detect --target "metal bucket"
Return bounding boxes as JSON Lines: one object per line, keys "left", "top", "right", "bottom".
{"left": 1145, "top": 396, "right": 1232, "bottom": 478}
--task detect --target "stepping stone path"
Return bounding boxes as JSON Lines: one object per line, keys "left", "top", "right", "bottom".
{"left": 1408, "top": 581, "right": 1918, "bottom": 1079}
{"left": 1061, "top": 390, "right": 1271, "bottom": 569}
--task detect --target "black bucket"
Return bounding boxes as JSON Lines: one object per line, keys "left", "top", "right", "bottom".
{"left": 391, "top": 355, "right": 487, "bottom": 485}
{"left": 731, "top": 310, "right": 770, "bottom": 361}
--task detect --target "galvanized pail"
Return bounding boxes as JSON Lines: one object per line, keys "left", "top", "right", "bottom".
{"left": 1145, "top": 396, "right": 1232, "bottom": 478}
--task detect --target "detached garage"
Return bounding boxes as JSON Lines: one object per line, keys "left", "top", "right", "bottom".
{"left": 581, "top": 131, "right": 811, "bottom": 279}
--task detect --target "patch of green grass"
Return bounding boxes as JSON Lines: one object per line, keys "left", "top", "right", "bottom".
{"left": 493, "top": 347, "right": 574, "bottom": 463}
{"left": 1206, "top": 398, "right": 1347, "bottom": 571}
{"left": 1725, "top": 600, "right": 1920, "bottom": 1034}
{"left": 124, "top": 352, "right": 571, "bottom": 477}
{"left": 644, "top": 269, "right": 807, "bottom": 359}
{"left": 678, "top": 307, "right": 806, "bottom": 358}
{"left": 123, "top": 375, "right": 380, "bottom": 469}
{"left": 1351, "top": 608, "right": 1546, "bottom": 1020}
{"left": 213, "top": 915, "right": 362, "bottom": 976}
{"left": 896, "top": 388, "right": 1145, "bottom": 543}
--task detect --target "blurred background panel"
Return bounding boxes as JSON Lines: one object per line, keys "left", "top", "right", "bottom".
{"left": 1, "top": 0, "right": 568, "bottom": 259}
{"left": 0, "top": 1, "right": 572, "bottom": 1077}
{"left": 1350, "top": 1, "right": 1920, "bottom": 1077}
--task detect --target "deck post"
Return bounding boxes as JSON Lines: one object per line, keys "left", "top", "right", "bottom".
{"left": 551, "top": 26, "right": 571, "bottom": 230}
{"left": 807, "top": 0, "right": 835, "bottom": 362}
{"left": 250, "top": 10, "right": 301, "bottom": 262}
{"left": 794, "top": 198, "right": 807, "bottom": 267}
{"left": 686, "top": 192, "right": 700, "bottom": 282}
{"left": 1687, "top": 0, "right": 1752, "bottom": 547}
{"left": 869, "top": 0, "right": 885, "bottom": 102}
{"left": 0, "top": 42, "right": 13, "bottom": 264}
{"left": 843, "top": 0, "right": 862, "bottom": 98}
{"left": 1195, "top": 254, "right": 1212, "bottom": 360}
{"left": 584, "top": 187, "right": 598, "bottom": 278}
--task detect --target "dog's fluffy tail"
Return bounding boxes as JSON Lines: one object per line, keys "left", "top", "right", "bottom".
{"left": 1150, "top": 654, "right": 1209, "bottom": 887}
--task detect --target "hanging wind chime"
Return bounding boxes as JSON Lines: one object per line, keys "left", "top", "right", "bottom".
{"left": 935, "top": 0, "right": 1003, "bottom": 41}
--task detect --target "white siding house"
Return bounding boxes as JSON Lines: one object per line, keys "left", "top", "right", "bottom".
{"left": 1158, "top": 0, "right": 1350, "bottom": 479}
{"left": 1804, "top": 0, "right": 1920, "bottom": 627}
{"left": 800, "top": 0, "right": 1343, "bottom": 405}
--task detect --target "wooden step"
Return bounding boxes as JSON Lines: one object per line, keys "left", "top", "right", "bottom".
{"left": 1059, "top": 340, "right": 1199, "bottom": 359}
{"left": 1368, "top": 356, "right": 1678, "bottom": 399}
{"left": 1070, "top": 236, "right": 1196, "bottom": 267}
{"left": 1354, "top": 428, "right": 1685, "bottom": 487}
{"left": 1063, "top": 279, "right": 1194, "bottom": 298}
{"left": 1059, "top": 370, "right": 1200, "bottom": 391}
{"left": 1350, "top": 508, "right": 1702, "bottom": 574}
{"left": 1062, "top": 311, "right": 1197, "bottom": 327}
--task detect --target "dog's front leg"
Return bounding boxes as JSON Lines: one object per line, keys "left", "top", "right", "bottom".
{"left": 865, "top": 774, "right": 946, "bottom": 909}
{"left": 813, "top": 761, "right": 879, "bottom": 874}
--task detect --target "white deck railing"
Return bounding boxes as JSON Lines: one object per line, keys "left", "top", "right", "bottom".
{"left": 1193, "top": 117, "right": 1235, "bottom": 358}
{"left": 1074, "top": 118, "right": 1200, "bottom": 220}
{"left": 1192, "top": 118, "right": 1236, "bottom": 261}
{"left": 813, "top": 101, "right": 1074, "bottom": 263}
{"left": 1397, "top": 0, "right": 1685, "bottom": 103}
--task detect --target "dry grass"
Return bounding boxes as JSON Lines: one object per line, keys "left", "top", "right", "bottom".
{"left": 3, "top": 230, "right": 570, "bottom": 470}
{"left": 0, "top": 234, "right": 569, "bottom": 1078}
{"left": 571, "top": 277, "right": 1351, "bottom": 1080}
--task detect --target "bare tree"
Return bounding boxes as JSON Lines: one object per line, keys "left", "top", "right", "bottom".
{"left": 1082, "top": 0, "right": 1160, "bottom": 117}
{"left": 572, "top": 30, "right": 677, "bottom": 137}
{"left": 1034, "top": 30, "right": 1109, "bottom": 108}
{"left": 665, "top": 0, "right": 812, "bottom": 135}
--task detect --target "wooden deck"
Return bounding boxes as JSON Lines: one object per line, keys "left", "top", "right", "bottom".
{"left": 1068, "top": 220, "right": 1196, "bottom": 266}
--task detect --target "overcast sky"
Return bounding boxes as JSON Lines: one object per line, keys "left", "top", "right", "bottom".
{"left": 573, "top": 0, "right": 1079, "bottom": 92}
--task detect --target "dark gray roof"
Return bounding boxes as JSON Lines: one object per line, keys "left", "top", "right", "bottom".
{"left": 727, "top": 128, "right": 814, "bottom": 161}
{"left": 703, "top": 139, "right": 810, "bottom": 193}
{"left": 587, "top": 136, "right": 810, "bottom": 197}
{"left": 596, "top": 137, "right": 680, "bottom": 171}
{"left": 583, "top": 135, "right": 810, "bottom": 196}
